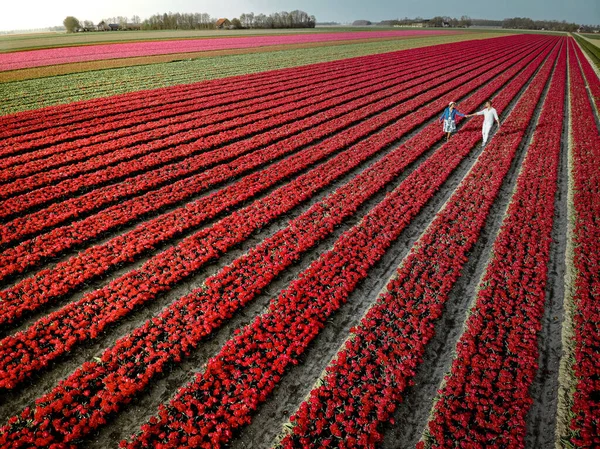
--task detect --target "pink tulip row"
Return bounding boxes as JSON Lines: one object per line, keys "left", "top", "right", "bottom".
{"left": 564, "top": 37, "right": 600, "bottom": 449}
{"left": 0, "top": 37, "right": 528, "bottom": 278}
{"left": 0, "top": 37, "right": 548, "bottom": 391}
{"left": 0, "top": 54, "right": 410, "bottom": 175}
{"left": 120, "top": 40, "right": 559, "bottom": 449}
{"left": 425, "top": 42, "right": 566, "bottom": 449}
{"left": 279, "top": 39, "right": 561, "bottom": 448}
{"left": 1, "top": 37, "right": 492, "bottom": 140}
{"left": 0, "top": 30, "right": 451, "bottom": 71}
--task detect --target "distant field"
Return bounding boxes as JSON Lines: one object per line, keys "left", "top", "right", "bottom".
{"left": 0, "top": 27, "right": 410, "bottom": 52}
{"left": 0, "top": 30, "right": 454, "bottom": 71}
{"left": 581, "top": 33, "right": 600, "bottom": 48}
{"left": 573, "top": 33, "right": 600, "bottom": 68}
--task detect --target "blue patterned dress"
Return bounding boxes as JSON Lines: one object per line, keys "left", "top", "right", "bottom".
{"left": 440, "top": 107, "right": 465, "bottom": 133}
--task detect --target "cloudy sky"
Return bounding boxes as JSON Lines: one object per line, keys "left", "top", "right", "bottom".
{"left": 1, "top": 0, "right": 599, "bottom": 31}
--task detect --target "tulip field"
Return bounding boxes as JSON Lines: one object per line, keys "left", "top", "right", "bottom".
{"left": 0, "top": 31, "right": 598, "bottom": 448}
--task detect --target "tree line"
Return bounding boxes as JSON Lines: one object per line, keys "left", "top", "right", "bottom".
{"left": 359, "top": 16, "right": 473, "bottom": 27}
{"left": 351, "top": 16, "right": 598, "bottom": 31}
{"left": 502, "top": 17, "right": 581, "bottom": 32}
{"left": 237, "top": 10, "right": 316, "bottom": 29}
{"left": 142, "top": 13, "right": 215, "bottom": 30}
{"left": 63, "top": 10, "right": 315, "bottom": 32}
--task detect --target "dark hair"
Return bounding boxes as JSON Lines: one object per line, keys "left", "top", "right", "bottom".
{"left": 486, "top": 99, "right": 492, "bottom": 105}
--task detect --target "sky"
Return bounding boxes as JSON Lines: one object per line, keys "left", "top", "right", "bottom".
{"left": 1, "top": 0, "right": 599, "bottom": 32}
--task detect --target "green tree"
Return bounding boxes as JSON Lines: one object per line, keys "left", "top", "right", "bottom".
{"left": 63, "top": 16, "right": 81, "bottom": 33}
{"left": 231, "top": 18, "right": 243, "bottom": 29}
{"left": 459, "top": 15, "right": 472, "bottom": 27}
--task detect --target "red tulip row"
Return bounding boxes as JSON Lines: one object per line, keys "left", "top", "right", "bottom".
{"left": 0, "top": 56, "right": 510, "bottom": 445}
{"left": 117, "top": 39, "right": 559, "bottom": 449}
{"left": 0, "top": 63, "right": 411, "bottom": 199}
{"left": 0, "top": 36, "right": 549, "bottom": 391}
{"left": 0, "top": 51, "right": 406, "bottom": 157}
{"left": 425, "top": 42, "right": 566, "bottom": 449}
{"left": 278, "top": 39, "right": 561, "bottom": 448}
{"left": 563, "top": 38, "right": 600, "bottom": 449}
{"left": 0, "top": 55, "right": 412, "bottom": 176}
{"left": 571, "top": 38, "right": 600, "bottom": 112}
{"left": 2, "top": 40, "right": 471, "bottom": 158}
{"left": 0, "top": 37, "right": 547, "bottom": 333}
{"left": 0, "top": 36, "right": 511, "bottom": 141}
{"left": 0, "top": 39, "right": 532, "bottom": 277}
{"left": 0, "top": 38, "right": 555, "bottom": 448}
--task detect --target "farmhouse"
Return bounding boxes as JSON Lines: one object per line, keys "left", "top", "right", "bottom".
{"left": 215, "top": 18, "right": 231, "bottom": 29}
{"left": 97, "top": 21, "right": 110, "bottom": 31}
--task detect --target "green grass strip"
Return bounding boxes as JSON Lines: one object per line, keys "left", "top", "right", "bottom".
{"left": 573, "top": 34, "right": 600, "bottom": 68}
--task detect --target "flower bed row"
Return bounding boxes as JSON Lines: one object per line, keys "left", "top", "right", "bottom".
{"left": 2, "top": 40, "right": 456, "bottom": 153}
{"left": 0, "top": 37, "right": 554, "bottom": 447}
{"left": 424, "top": 42, "right": 566, "bottom": 449}
{"left": 561, "top": 37, "right": 600, "bottom": 449}
{"left": 0, "top": 37, "right": 546, "bottom": 329}
{"left": 119, "top": 40, "right": 559, "bottom": 449}
{"left": 278, "top": 38, "right": 561, "bottom": 448}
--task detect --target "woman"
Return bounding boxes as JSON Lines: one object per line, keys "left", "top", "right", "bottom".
{"left": 439, "top": 101, "right": 466, "bottom": 141}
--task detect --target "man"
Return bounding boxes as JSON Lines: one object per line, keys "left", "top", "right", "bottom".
{"left": 467, "top": 100, "right": 500, "bottom": 146}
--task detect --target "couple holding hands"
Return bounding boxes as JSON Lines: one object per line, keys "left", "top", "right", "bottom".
{"left": 440, "top": 100, "right": 501, "bottom": 146}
